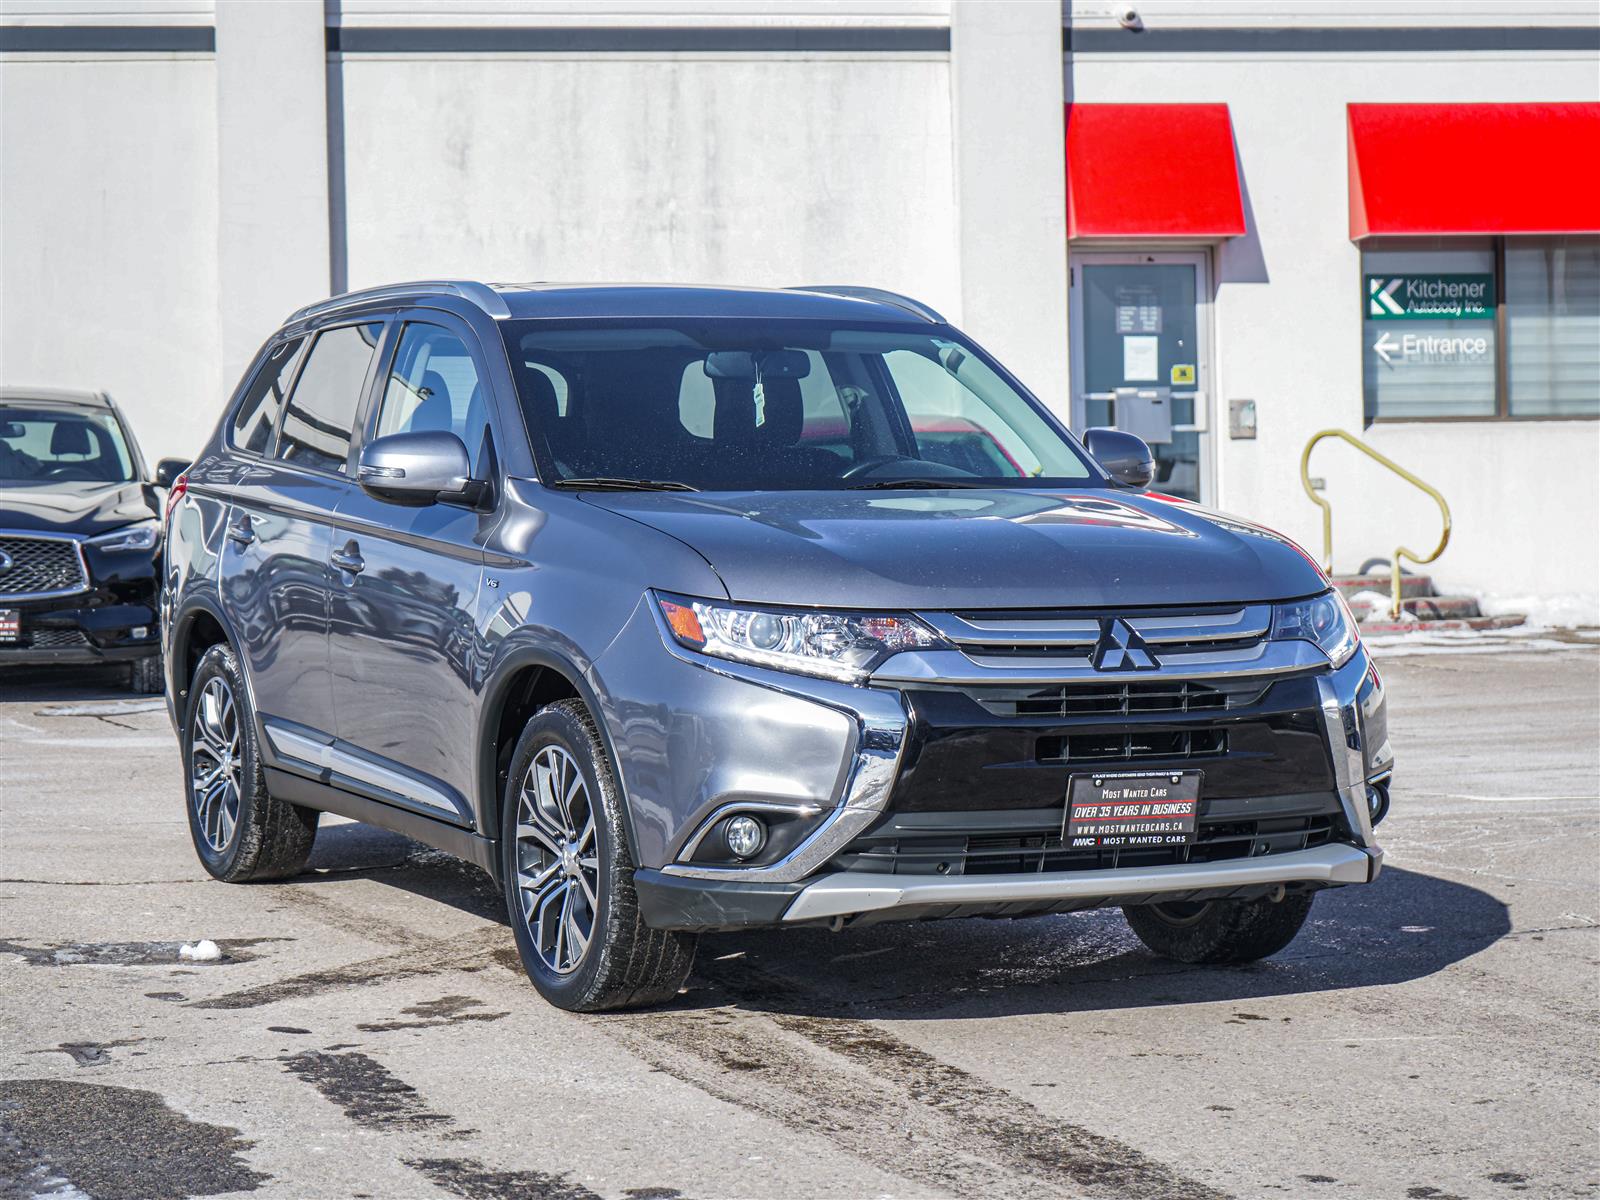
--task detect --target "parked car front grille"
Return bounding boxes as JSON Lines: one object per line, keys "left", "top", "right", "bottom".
{"left": 16, "top": 628, "right": 90, "bottom": 649}
{"left": 0, "top": 535, "right": 88, "bottom": 597}
{"left": 836, "top": 814, "right": 1337, "bottom": 877}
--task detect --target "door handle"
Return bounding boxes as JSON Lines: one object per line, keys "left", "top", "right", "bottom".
{"left": 330, "top": 541, "right": 364, "bottom": 575}
{"left": 225, "top": 516, "right": 255, "bottom": 546}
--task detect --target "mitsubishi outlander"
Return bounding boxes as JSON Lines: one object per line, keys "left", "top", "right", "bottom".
{"left": 161, "top": 282, "right": 1392, "bottom": 1011}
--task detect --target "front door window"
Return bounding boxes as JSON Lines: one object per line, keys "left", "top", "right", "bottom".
{"left": 1073, "top": 257, "right": 1208, "bottom": 501}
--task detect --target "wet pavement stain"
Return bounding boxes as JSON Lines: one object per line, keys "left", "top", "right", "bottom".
{"left": 357, "top": 994, "right": 509, "bottom": 1033}
{"left": 192, "top": 928, "right": 503, "bottom": 1010}
{"left": 0, "top": 938, "right": 281, "bottom": 967}
{"left": 281, "top": 1050, "right": 453, "bottom": 1133}
{"left": 0, "top": 1079, "right": 269, "bottom": 1198}
{"left": 406, "top": 1157, "right": 603, "bottom": 1200}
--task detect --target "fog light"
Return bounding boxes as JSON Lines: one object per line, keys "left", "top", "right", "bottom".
{"left": 1366, "top": 780, "right": 1391, "bottom": 827}
{"left": 132, "top": 626, "right": 149, "bottom": 639}
{"left": 724, "top": 815, "right": 767, "bottom": 859}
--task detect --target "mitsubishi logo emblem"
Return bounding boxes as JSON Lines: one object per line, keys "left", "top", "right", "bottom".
{"left": 1092, "top": 618, "right": 1159, "bottom": 672}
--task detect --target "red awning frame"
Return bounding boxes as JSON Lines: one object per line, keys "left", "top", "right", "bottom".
{"left": 1065, "top": 103, "right": 1246, "bottom": 241}
{"left": 1348, "top": 103, "right": 1600, "bottom": 241}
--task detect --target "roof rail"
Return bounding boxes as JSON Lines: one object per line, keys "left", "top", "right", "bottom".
{"left": 787, "top": 285, "right": 944, "bottom": 324}
{"left": 284, "top": 280, "right": 511, "bottom": 325}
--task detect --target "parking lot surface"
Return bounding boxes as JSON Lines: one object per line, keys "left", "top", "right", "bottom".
{"left": 2, "top": 645, "right": 1597, "bottom": 1200}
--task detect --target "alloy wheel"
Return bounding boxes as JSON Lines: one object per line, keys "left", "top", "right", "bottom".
{"left": 190, "top": 677, "right": 242, "bottom": 852}
{"left": 514, "top": 745, "right": 598, "bottom": 975}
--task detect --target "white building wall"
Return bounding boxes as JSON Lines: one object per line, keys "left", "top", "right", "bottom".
{"left": 336, "top": 53, "right": 958, "bottom": 314}
{"left": 0, "top": 53, "right": 220, "bottom": 462}
{"left": 1068, "top": 6, "right": 1600, "bottom": 612}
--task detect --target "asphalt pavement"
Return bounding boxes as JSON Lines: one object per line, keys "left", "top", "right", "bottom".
{"left": 1, "top": 643, "right": 1597, "bottom": 1200}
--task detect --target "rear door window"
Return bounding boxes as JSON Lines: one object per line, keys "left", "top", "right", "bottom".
{"left": 229, "top": 337, "right": 305, "bottom": 454}
{"left": 275, "top": 322, "right": 384, "bottom": 474}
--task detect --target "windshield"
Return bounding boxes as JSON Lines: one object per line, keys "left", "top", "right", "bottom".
{"left": 0, "top": 406, "right": 136, "bottom": 484}
{"left": 500, "top": 321, "right": 1100, "bottom": 490}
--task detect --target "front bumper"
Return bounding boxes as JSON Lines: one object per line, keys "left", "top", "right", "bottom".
{"left": 604, "top": 602, "right": 1392, "bottom": 930}
{"left": 0, "top": 599, "right": 159, "bottom": 666}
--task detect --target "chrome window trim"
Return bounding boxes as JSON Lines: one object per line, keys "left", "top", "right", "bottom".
{"left": 0, "top": 529, "right": 91, "bottom": 601}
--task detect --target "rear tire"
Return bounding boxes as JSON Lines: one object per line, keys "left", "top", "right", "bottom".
{"left": 1123, "top": 892, "right": 1315, "bottom": 964}
{"left": 129, "top": 654, "right": 164, "bottom": 695}
{"left": 183, "top": 644, "right": 317, "bottom": 882}
{"left": 501, "top": 698, "right": 696, "bottom": 1012}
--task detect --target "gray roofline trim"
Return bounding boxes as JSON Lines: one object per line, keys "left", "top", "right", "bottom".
{"left": 0, "top": 25, "right": 214, "bottom": 53}
{"left": 326, "top": 25, "right": 949, "bottom": 54}
{"left": 286, "top": 281, "right": 512, "bottom": 326}
{"left": 789, "top": 286, "right": 945, "bottom": 324}
{"left": 1065, "top": 25, "right": 1600, "bottom": 54}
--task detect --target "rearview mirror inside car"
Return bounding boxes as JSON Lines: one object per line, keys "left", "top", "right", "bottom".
{"left": 703, "top": 349, "right": 811, "bottom": 380}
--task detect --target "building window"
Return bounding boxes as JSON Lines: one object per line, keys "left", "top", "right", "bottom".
{"left": 1363, "top": 236, "right": 1600, "bottom": 422}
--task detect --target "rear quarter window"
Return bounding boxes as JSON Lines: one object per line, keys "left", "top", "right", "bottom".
{"left": 229, "top": 337, "right": 306, "bottom": 454}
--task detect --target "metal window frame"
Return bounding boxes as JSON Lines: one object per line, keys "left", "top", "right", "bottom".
{"left": 1367, "top": 234, "right": 1600, "bottom": 424}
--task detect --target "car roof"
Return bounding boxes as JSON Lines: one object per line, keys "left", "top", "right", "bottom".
{"left": 285, "top": 281, "right": 946, "bottom": 328}
{"left": 0, "top": 387, "right": 111, "bottom": 409}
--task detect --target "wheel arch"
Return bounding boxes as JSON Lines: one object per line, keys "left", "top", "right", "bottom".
{"left": 476, "top": 645, "right": 637, "bottom": 879}
{"left": 168, "top": 597, "right": 241, "bottom": 718}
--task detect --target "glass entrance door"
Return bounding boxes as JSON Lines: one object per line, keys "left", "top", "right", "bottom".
{"left": 1070, "top": 252, "right": 1211, "bottom": 502}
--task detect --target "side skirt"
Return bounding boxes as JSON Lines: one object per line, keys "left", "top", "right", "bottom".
{"left": 265, "top": 767, "right": 499, "bottom": 878}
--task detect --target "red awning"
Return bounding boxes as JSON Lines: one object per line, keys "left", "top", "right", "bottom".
{"left": 1348, "top": 103, "right": 1600, "bottom": 240}
{"left": 1065, "top": 103, "right": 1246, "bottom": 240}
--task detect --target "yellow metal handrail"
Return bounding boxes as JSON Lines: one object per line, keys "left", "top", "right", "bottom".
{"left": 1299, "top": 429, "right": 1452, "bottom": 621}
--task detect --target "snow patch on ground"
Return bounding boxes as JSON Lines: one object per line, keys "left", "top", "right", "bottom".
{"left": 1475, "top": 591, "right": 1600, "bottom": 628}
{"left": 178, "top": 940, "right": 222, "bottom": 962}
{"left": 1365, "top": 624, "right": 1596, "bottom": 657}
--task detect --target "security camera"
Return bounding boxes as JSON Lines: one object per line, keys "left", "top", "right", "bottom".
{"left": 1118, "top": 7, "right": 1144, "bottom": 30}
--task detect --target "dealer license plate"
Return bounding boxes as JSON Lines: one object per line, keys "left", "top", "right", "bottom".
{"left": 1065, "top": 770, "right": 1202, "bottom": 849}
{"left": 0, "top": 610, "right": 18, "bottom": 643}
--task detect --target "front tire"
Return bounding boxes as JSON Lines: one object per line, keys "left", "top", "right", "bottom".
{"left": 501, "top": 698, "right": 696, "bottom": 1012}
{"left": 129, "top": 653, "right": 164, "bottom": 694}
{"left": 183, "top": 644, "right": 317, "bottom": 882}
{"left": 1123, "top": 891, "right": 1315, "bottom": 964}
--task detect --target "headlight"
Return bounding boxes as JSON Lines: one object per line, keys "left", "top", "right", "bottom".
{"left": 87, "top": 520, "right": 160, "bottom": 554}
{"left": 1272, "top": 590, "right": 1360, "bottom": 667}
{"left": 654, "top": 592, "right": 947, "bottom": 683}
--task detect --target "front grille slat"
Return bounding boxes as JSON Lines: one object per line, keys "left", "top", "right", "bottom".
{"left": 18, "top": 628, "right": 90, "bottom": 649}
{"left": 978, "top": 678, "right": 1261, "bottom": 719}
{"left": 1036, "top": 728, "right": 1228, "bottom": 764}
{"left": 0, "top": 535, "right": 88, "bottom": 597}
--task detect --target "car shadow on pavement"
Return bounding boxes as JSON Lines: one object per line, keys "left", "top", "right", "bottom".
{"left": 296, "top": 822, "right": 1509, "bottom": 1021}
{"left": 0, "top": 664, "right": 141, "bottom": 702}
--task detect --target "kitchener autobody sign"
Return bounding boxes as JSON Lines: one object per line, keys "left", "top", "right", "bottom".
{"left": 1364, "top": 273, "right": 1495, "bottom": 368}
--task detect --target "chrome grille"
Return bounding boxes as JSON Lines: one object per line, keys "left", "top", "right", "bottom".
{"left": 0, "top": 534, "right": 88, "bottom": 598}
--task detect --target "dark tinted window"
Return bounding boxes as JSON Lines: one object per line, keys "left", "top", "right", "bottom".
{"left": 276, "top": 323, "right": 383, "bottom": 473}
{"left": 229, "top": 337, "right": 304, "bottom": 454}
{"left": 500, "top": 321, "right": 1094, "bottom": 490}
{"left": 374, "top": 324, "right": 487, "bottom": 473}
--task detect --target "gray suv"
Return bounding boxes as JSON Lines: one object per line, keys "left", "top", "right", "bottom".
{"left": 162, "top": 282, "right": 1392, "bottom": 1011}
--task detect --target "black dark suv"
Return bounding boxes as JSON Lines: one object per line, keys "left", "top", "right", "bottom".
{"left": 0, "top": 388, "right": 177, "bottom": 692}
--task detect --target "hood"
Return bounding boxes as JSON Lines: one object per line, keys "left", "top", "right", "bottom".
{"left": 0, "top": 481, "right": 157, "bottom": 536}
{"left": 584, "top": 489, "right": 1329, "bottom": 609}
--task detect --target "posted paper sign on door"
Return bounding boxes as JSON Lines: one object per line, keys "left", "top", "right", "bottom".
{"left": 1123, "top": 336, "right": 1159, "bottom": 382}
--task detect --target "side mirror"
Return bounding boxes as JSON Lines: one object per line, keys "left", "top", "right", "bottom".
{"left": 154, "top": 458, "right": 191, "bottom": 489}
{"left": 1084, "top": 428, "right": 1155, "bottom": 490}
{"left": 357, "top": 430, "right": 481, "bottom": 506}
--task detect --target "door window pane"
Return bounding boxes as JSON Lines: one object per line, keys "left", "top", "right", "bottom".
{"left": 229, "top": 337, "right": 304, "bottom": 454}
{"left": 277, "top": 323, "right": 383, "bottom": 473}
{"left": 376, "top": 324, "right": 488, "bottom": 471}
{"left": 1507, "top": 237, "right": 1600, "bottom": 417}
{"left": 1362, "top": 239, "right": 1496, "bottom": 419}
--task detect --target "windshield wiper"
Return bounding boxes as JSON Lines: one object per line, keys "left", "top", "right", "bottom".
{"left": 552, "top": 476, "right": 700, "bottom": 492}
{"left": 846, "top": 477, "right": 987, "bottom": 490}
